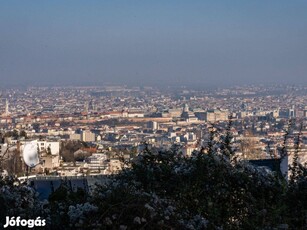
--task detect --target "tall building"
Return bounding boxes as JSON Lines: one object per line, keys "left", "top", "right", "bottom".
{"left": 147, "top": 121, "right": 159, "bottom": 130}
{"left": 81, "top": 130, "right": 96, "bottom": 142}
{"left": 289, "top": 106, "right": 296, "bottom": 118}
{"left": 183, "top": 104, "right": 189, "bottom": 112}
{"left": 84, "top": 101, "right": 89, "bottom": 113}
{"left": 5, "top": 99, "right": 9, "bottom": 116}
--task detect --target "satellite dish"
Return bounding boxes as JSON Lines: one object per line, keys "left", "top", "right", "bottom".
{"left": 23, "top": 141, "right": 39, "bottom": 168}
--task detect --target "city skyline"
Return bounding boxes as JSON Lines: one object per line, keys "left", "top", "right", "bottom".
{"left": 1, "top": 2, "right": 306, "bottom": 229}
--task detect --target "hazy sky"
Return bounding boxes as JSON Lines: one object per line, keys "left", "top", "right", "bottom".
{"left": 0, "top": 1, "right": 307, "bottom": 87}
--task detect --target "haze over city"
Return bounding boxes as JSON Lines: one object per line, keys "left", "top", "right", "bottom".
{"left": 1, "top": 1, "right": 307, "bottom": 229}
{"left": 1, "top": 0, "right": 307, "bottom": 88}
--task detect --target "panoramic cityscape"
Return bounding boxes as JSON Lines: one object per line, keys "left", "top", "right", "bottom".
{"left": 1, "top": 84, "right": 307, "bottom": 178}
{"left": 1, "top": 1, "right": 306, "bottom": 229}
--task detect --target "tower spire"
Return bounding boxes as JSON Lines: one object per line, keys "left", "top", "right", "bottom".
{"left": 5, "top": 99, "right": 9, "bottom": 116}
